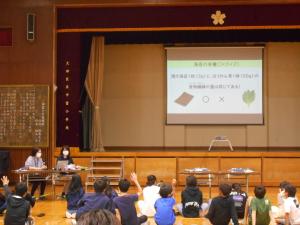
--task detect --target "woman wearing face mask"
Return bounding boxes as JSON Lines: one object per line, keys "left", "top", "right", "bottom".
{"left": 25, "top": 147, "right": 47, "bottom": 198}
{"left": 57, "top": 146, "right": 74, "bottom": 198}
{"left": 57, "top": 146, "right": 74, "bottom": 165}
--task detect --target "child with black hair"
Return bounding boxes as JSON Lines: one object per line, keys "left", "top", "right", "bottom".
{"left": 1, "top": 176, "right": 34, "bottom": 225}
{"left": 154, "top": 179, "right": 177, "bottom": 225}
{"left": 77, "top": 209, "right": 121, "bottom": 225}
{"left": 113, "top": 172, "right": 148, "bottom": 225}
{"left": 66, "top": 174, "right": 85, "bottom": 219}
{"left": 177, "top": 175, "right": 204, "bottom": 218}
{"left": 279, "top": 184, "right": 300, "bottom": 225}
{"left": 249, "top": 185, "right": 273, "bottom": 225}
{"left": 205, "top": 183, "right": 239, "bottom": 225}
{"left": 0, "top": 185, "right": 35, "bottom": 216}
{"left": 137, "top": 174, "right": 160, "bottom": 217}
{"left": 76, "top": 179, "right": 115, "bottom": 220}
{"left": 278, "top": 181, "right": 290, "bottom": 207}
{"left": 230, "top": 183, "right": 248, "bottom": 219}
{"left": 102, "top": 176, "right": 118, "bottom": 200}
{"left": 272, "top": 181, "right": 290, "bottom": 223}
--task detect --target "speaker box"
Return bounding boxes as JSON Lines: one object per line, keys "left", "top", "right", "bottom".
{"left": 27, "top": 13, "right": 35, "bottom": 42}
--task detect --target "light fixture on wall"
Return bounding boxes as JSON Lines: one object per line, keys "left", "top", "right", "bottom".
{"left": 27, "top": 13, "right": 36, "bottom": 42}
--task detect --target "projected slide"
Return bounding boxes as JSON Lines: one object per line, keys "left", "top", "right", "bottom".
{"left": 166, "top": 47, "right": 264, "bottom": 124}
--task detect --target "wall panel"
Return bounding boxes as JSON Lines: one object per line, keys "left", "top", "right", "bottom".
{"left": 102, "top": 44, "right": 165, "bottom": 146}
{"left": 268, "top": 43, "right": 300, "bottom": 146}
{"left": 263, "top": 158, "right": 300, "bottom": 186}
{"left": 135, "top": 157, "right": 176, "bottom": 185}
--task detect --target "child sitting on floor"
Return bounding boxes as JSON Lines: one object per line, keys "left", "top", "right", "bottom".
{"left": 249, "top": 185, "right": 274, "bottom": 225}
{"left": 1, "top": 176, "right": 34, "bottom": 225}
{"left": 277, "top": 184, "right": 300, "bottom": 225}
{"left": 177, "top": 175, "right": 204, "bottom": 218}
{"left": 272, "top": 181, "right": 290, "bottom": 222}
{"left": 76, "top": 179, "right": 115, "bottom": 220}
{"left": 230, "top": 183, "right": 248, "bottom": 219}
{"left": 102, "top": 176, "right": 118, "bottom": 200}
{"left": 137, "top": 174, "right": 160, "bottom": 217}
{"left": 66, "top": 174, "right": 85, "bottom": 219}
{"left": 205, "top": 183, "right": 239, "bottom": 225}
{"left": 113, "top": 172, "right": 148, "bottom": 225}
{"left": 154, "top": 179, "right": 177, "bottom": 225}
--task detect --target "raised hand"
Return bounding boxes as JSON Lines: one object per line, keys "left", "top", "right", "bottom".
{"left": 130, "top": 172, "right": 138, "bottom": 183}
{"left": 1, "top": 176, "right": 9, "bottom": 186}
{"left": 171, "top": 178, "right": 177, "bottom": 186}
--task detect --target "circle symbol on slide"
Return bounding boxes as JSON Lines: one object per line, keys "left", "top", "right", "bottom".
{"left": 202, "top": 96, "right": 209, "bottom": 103}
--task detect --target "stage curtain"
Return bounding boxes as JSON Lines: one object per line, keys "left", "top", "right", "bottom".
{"left": 81, "top": 95, "right": 92, "bottom": 150}
{"left": 84, "top": 36, "right": 105, "bottom": 151}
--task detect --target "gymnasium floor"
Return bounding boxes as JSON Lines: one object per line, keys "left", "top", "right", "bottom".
{"left": 0, "top": 186, "right": 279, "bottom": 225}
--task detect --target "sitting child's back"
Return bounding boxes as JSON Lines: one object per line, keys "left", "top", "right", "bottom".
{"left": 113, "top": 173, "right": 147, "bottom": 225}
{"left": 155, "top": 181, "right": 176, "bottom": 225}
{"left": 249, "top": 185, "right": 272, "bottom": 225}
{"left": 138, "top": 174, "right": 160, "bottom": 217}
{"left": 76, "top": 179, "right": 114, "bottom": 219}
{"left": 66, "top": 174, "right": 85, "bottom": 218}
{"left": 1, "top": 176, "right": 32, "bottom": 225}
{"left": 205, "top": 183, "right": 239, "bottom": 225}
{"left": 230, "top": 183, "right": 247, "bottom": 219}
{"left": 181, "top": 175, "right": 203, "bottom": 218}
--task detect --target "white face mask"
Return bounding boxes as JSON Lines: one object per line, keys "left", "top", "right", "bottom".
{"left": 63, "top": 150, "right": 69, "bottom": 156}
{"left": 36, "top": 152, "right": 42, "bottom": 158}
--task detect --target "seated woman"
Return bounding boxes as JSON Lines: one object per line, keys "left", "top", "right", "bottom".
{"left": 25, "top": 147, "right": 47, "bottom": 199}
{"left": 57, "top": 146, "right": 74, "bottom": 166}
{"left": 56, "top": 146, "right": 74, "bottom": 197}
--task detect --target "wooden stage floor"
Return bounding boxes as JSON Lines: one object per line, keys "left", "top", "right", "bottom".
{"left": 0, "top": 186, "right": 280, "bottom": 225}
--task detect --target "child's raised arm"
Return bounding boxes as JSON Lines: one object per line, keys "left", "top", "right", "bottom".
{"left": 130, "top": 172, "right": 142, "bottom": 196}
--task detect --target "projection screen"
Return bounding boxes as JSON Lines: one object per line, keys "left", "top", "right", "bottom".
{"left": 166, "top": 46, "right": 264, "bottom": 124}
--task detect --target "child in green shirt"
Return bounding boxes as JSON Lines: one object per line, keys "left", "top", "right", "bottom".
{"left": 249, "top": 185, "right": 274, "bottom": 225}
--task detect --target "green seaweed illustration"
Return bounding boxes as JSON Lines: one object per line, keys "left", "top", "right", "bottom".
{"left": 242, "top": 90, "right": 255, "bottom": 106}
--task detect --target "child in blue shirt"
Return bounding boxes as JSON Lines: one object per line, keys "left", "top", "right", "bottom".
{"left": 66, "top": 174, "right": 85, "bottom": 219}
{"left": 154, "top": 179, "right": 177, "bottom": 225}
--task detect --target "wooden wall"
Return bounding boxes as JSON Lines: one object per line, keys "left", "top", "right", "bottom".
{"left": 54, "top": 149, "right": 300, "bottom": 187}
{"left": 0, "top": 0, "right": 54, "bottom": 181}
{"left": 54, "top": 0, "right": 300, "bottom": 6}
{"left": 102, "top": 43, "right": 300, "bottom": 148}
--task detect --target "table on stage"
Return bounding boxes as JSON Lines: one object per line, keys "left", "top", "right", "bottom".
{"left": 12, "top": 168, "right": 90, "bottom": 198}
{"left": 181, "top": 169, "right": 259, "bottom": 197}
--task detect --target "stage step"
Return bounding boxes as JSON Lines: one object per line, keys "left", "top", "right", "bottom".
{"left": 85, "top": 157, "right": 124, "bottom": 191}
{"left": 87, "top": 174, "right": 121, "bottom": 178}
{"left": 85, "top": 181, "right": 119, "bottom": 186}
{"left": 91, "top": 159, "right": 123, "bottom": 163}
{"left": 90, "top": 166, "right": 121, "bottom": 170}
